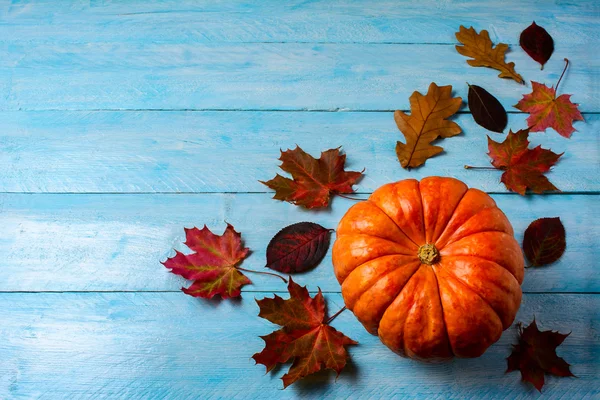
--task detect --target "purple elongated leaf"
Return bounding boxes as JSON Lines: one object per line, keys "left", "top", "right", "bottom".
{"left": 520, "top": 22, "right": 554, "bottom": 69}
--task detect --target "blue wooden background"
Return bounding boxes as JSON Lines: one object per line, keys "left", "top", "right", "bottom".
{"left": 0, "top": 1, "right": 598, "bottom": 399}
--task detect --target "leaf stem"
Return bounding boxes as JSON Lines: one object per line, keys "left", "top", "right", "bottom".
{"left": 325, "top": 306, "right": 347, "bottom": 324}
{"left": 464, "top": 165, "right": 497, "bottom": 170}
{"left": 337, "top": 193, "right": 366, "bottom": 201}
{"left": 237, "top": 267, "right": 288, "bottom": 283}
{"left": 555, "top": 58, "right": 569, "bottom": 93}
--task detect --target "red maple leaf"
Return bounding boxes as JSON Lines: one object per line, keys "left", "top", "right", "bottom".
{"left": 162, "top": 223, "right": 251, "bottom": 299}
{"left": 487, "top": 128, "right": 562, "bottom": 195}
{"left": 514, "top": 59, "right": 584, "bottom": 138}
{"left": 260, "top": 146, "right": 363, "bottom": 209}
{"left": 507, "top": 319, "right": 575, "bottom": 392}
{"left": 253, "top": 278, "right": 357, "bottom": 388}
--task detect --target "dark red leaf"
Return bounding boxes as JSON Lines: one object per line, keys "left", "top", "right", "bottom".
{"left": 266, "top": 222, "right": 332, "bottom": 273}
{"left": 523, "top": 217, "right": 566, "bottom": 267}
{"left": 507, "top": 319, "right": 574, "bottom": 392}
{"left": 467, "top": 83, "right": 507, "bottom": 133}
{"left": 520, "top": 22, "right": 554, "bottom": 69}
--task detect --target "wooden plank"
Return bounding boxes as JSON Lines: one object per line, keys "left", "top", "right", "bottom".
{"left": 0, "top": 43, "right": 597, "bottom": 111}
{"left": 1, "top": 0, "right": 598, "bottom": 45}
{"left": 1, "top": 111, "right": 597, "bottom": 193}
{"left": 0, "top": 292, "right": 597, "bottom": 399}
{"left": 0, "top": 193, "right": 596, "bottom": 293}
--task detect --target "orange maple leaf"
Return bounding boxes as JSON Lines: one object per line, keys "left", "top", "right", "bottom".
{"left": 253, "top": 278, "right": 357, "bottom": 388}
{"left": 486, "top": 128, "right": 562, "bottom": 195}
{"left": 515, "top": 81, "right": 583, "bottom": 138}
{"left": 260, "top": 146, "right": 363, "bottom": 209}
{"left": 162, "top": 224, "right": 251, "bottom": 299}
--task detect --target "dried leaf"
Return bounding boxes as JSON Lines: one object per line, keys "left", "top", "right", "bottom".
{"left": 455, "top": 25, "right": 524, "bottom": 84}
{"left": 486, "top": 128, "right": 562, "bottom": 195}
{"left": 395, "top": 82, "right": 462, "bottom": 168}
{"left": 520, "top": 22, "right": 554, "bottom": 69}
{"left": 507, "top": 319, "right": 574, "bottom": 392}
{"left": 515, "top": 81, "right": 584, "bottom": 138}
{"left": 523, "top": 217, "right": 566, "bottom": 267}
{"left": 162, "top": 224, "right": 251, "bottom": 299}
{"left": 468, "top": 83, "right": 507, "bottom": 133}
{"left": 253, "top": 278, "right": 357, "bottom": 388}
{"left": 260, "top": 146, "right": 363, "bottom": 209}
{"left": 266, "top": 222, "right": 332, "bottom": 273}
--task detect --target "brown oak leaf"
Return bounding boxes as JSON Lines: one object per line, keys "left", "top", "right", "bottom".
{"left": 260, "top": 146, "right": 363, "bottom": 209}
{"left": 162, "top": 223, "right": 251, "bottom": 299}
{"left": 455, "top": 25, "right": 524, "bottom": 84}
{"left": 395, "top": 82, "right": 462, "bottom": 168}
{"left": 486, "top": 128, "right": 562, "bottom": 195}
{"left": 253, "top": 278, "right": 357, "bottom": 388}
{"left": 507, "top": 319, "right": 574, "bottom": 392}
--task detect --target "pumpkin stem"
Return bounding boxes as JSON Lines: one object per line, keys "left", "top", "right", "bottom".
{"left": 418, "top": 244, "right": 440, "bottom": 265}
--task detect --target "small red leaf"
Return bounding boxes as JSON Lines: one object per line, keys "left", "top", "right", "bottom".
{"left": 253, "top": 278, "right": 357, "bottom": 388}
{"left": 260, "top": 146, "right": 363, "bottom": 209}
{"left": 162, "top": 223, "right": 251, "bottom": 299}
{"left": 523, "top": 217, "right": 566, "bottom": 267}
{"left": 487, "top": 128, "right": 562, "bottom": 195}
{"left": 520, "top": 22, "right": 554, "bottom": 69}
{"left": 266, "top": 222, "right": 332, "bottom": 273}
{"left": 507, "top": 319, "right": 574, "bottom": 392}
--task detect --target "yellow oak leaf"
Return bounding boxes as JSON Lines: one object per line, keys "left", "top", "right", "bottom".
{"left": 395, "top": 83, "right": 462, "bottom": 168}
{"left": 455, "top": 26, "right": 524, "bottom": 84}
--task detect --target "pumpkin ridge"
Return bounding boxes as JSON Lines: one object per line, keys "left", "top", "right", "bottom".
{"left": 436, "top": 260, "right": 508, "bottom": 326}
{"left": 429, "top": 264, "right": 454, "bottom": 357}
{"left": 439, "top": 206, "right": 509, "bottom": 248}
{"left": 434, "top": 264, "right": 504, "bottom": 354}
{"left": 442, "top": 228, "right": 508, "bottom": 248}
{"left": 421, "top": 180, "right": 470, "bottom": 244}
{"left": 441, "top": 254, "right": 522, "bottom": 283}
{"left": 366, "top": 197, "right": 421, "bottom": 248}
{"left": 350, "top": 259, "right": 421, "bottom": 315}
{"left": 338, "top": 234, "right": 417, "bottom": 258}
{"left": 343, "top": 255, "right": 419, "bottom": 295}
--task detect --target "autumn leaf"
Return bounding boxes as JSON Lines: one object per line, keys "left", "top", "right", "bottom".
{"left": 485, "top": 128, "right": 563, "bottom": 195}
{"left": 514, "top": 59, "right": 584, "bottom": 138}
{"left": 394, "top": 82, "right": 462, "bottom": 168}
{"left": 520, "top": 22, "right": 554, "bottom": 69}
{"left": 260, "top": 146, "right": 363, "bottom": 209}
{"left": 253, "top": 278, "right": 357, "bottom": 388}
{"left": 523, "top": 217, "right": 566, "bottom": 267}
{"left": 162, "top": 224, "right": 251, "bottom": 299}
{"left": 467, "top": 83, "right": 507, "bottom": 133}
{"left": 455, "top": 25, "right": 524, "bottom": 84}
{"left": 266, "top": 222, "right": 333, "bottom": 273}
{"left": 507, "top": 319, "right": 574, "bottom": 392}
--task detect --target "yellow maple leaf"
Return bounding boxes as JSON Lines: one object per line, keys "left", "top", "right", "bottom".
{"left": 455, "top": 26, "right": 524, "bottom": 84}
{"left": 395, "top": 83, "right": 462, "bottom": 168}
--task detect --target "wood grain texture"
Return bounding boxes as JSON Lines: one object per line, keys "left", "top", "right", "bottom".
{"left": 0, "top": 292, "right": 597, "bottom": 399}
{"left": 0, "top": 193, "right": 596, "bottom": 293}
{"left": 1, "top": 111, "right": 596, "bottom": 193}
{"left": 0, "top": 43, "right": 597, "bottom": 111}
{"left": 1, "top": 0, "right": 598, "bottom": 45}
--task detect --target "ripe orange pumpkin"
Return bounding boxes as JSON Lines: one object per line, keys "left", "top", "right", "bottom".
{"left": 332, "top": 177, "right": 524, "bottom": 360}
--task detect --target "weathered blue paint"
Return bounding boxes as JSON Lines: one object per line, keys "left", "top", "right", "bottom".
{"left": 0, "top": 112, "right": 596, "bottom": 193}
{"left": 0, "top": 1, "right": 598, "bottom": 398}
{"left": 0, "top": 293, "right": 597, "bottom": 399}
